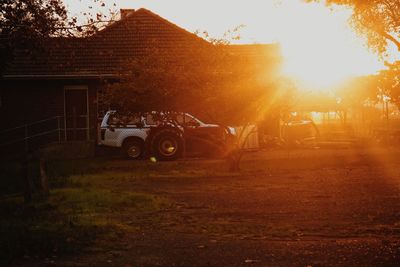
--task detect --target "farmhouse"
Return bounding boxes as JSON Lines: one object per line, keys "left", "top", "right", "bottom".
{"left": 0, "top": 9, "right": 281, "bottom": 155}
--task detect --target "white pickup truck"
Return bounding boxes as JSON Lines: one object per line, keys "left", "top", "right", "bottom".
{"left": 99, "top": 111, "right": 236, "bottom": 160}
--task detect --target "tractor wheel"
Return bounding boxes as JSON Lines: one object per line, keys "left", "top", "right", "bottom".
{"left": 150, "top": 129, "right": 183, "bottom": 161}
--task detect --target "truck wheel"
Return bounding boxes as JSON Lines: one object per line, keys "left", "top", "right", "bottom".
{"left": 123, "top": 139, "right": 144, "bottom": 160}
{"left": 151, "top": 129, "right": 183, "bottom": 161}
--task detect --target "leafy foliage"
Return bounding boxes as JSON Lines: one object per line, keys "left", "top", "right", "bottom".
{"left": 0, "top": 0, "right": 116, "bottom": 74}
{"left": 103, "top": 42, "right": 285, "bottom": 125}
{"left": 335, "top": 61, "right": 400, "bottom": 111}
{"left": 376, "top": 61, "right": 400, "bottom": 107}
{"left": 0, "top": 0, "right": 69, "bottom": 40}
{"left": 0, "top": 0, "right": 66, "bottom": 72}
{"left": 311, "top": 0, "right": 399, "bottom": 56}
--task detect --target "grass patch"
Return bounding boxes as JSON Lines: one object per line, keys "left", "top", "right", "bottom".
{"left": 0, "top": 157, "right": 233, "bottom": 196}
{"left": 52, "top": 188, "right": 166, "bottom": 213}
{"left": 0, "top": 184, "right": 166, "bottom": 266}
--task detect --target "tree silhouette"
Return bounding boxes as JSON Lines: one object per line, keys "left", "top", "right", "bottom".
{"left": 0, "top": 0, "right": 116, "bottom": 74}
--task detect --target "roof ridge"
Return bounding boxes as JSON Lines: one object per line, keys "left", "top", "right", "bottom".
{"left": 90, "top": 8, "right": 208, "bottom": 45}
{"left": 131, "top": 8, "right": 208, "bottom": 44}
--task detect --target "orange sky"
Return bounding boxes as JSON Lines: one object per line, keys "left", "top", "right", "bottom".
{"left": 66, "top": 0, "right": 388, "bottom": 90}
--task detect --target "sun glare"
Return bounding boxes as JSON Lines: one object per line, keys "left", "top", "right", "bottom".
{"left": 275, "top": 2, "right": 384, "bottom": 91}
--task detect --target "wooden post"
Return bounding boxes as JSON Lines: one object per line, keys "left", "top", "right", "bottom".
{"left": 39, "top": 158, "right": 49, "bottom": 198}
{"left": 86, "top": 113, "right": 90, "bottom": 141}
{"left": 57, "top": 116, "right": 61, "bottom": 143}
{"left": 72, "top": 107, "right": 77, "bottom": 141}
{"left": 385, "top": 100, "right": 389, "bottom": 145}
{"left": 22, "top": 156, "right": 33, "bottom": 203}
{"left": 24, "top": 125, "right": 29, "bottom": 152}
{"left": 23, "top": 125, "right": 33, "bottom": 203}
{"left": 385, "top": 101, "right": 389, "bottom": 128}
{"left": 182, "top": 113, "right": 187, "bottom": 159}
{"left": 182, "top": 128, "right": 186, "bottom": 159}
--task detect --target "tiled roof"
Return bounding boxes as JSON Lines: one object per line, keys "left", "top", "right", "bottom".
{"left": 3, "top": 9, "right": 209, "bottom": 79}
{"left": 3, "top": 9, "right": 281, "bottom": 79}
{"left": 228, "top": 44, "right": 282, "bottom": 66}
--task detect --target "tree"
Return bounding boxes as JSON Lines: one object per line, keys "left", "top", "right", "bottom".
{"left": 338, "top": 63, "right": 400, "bottom": 109}
{"left": 103, "top": 38, "right": 289, "bottom": 170}
{"left": 0, "top": 0, "right": 117, "bottom": 40}
{"left": 0, "top": 0, "right": 116, "bottom": 74}
{"left": 0, "top": 1, "right": 62, "bottom": 73}
{"left": 0, "top": 0, "right": 69, "bottom": 39}
{"left": 310, "top": 0, "right": 399, "bottom": 56}
{"left": 378, "top": 61, "right": 400, "bottom": 109}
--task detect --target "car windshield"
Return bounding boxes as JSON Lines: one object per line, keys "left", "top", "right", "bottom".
{"left": 175, "top": 113, "right": 200, "bottom": 125}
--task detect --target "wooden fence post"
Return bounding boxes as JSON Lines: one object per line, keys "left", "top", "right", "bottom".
{"left": 72, "top": 107, "right": 77, "bottom": 141}
{"left": 57, "top": 116, "right": 61, "bottom": 143}
{"left": 22, "top": 156, "right": 33, "bottom": 203}
{"left": 39, "top": 158, "right": 50, "bottom": 198}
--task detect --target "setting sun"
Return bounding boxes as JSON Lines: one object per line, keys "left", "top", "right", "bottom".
{"left": 275, "top": 1, "right": 384, "bottom": 90}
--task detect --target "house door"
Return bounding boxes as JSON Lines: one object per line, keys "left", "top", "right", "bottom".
{"left": 64, "top": 86, "right": 89, "bottom": 141}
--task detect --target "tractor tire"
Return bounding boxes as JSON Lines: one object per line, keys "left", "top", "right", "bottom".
{"left": 150, "top": 128, "right": 183, "bottom": 161}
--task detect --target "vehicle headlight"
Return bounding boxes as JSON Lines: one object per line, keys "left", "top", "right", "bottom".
{"left": 227, "top": 126, "right": 236, "bottom": 136}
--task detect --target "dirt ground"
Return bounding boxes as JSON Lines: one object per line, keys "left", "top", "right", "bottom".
{"left": 18, "top": 147, "right": 400, "bottom": 266}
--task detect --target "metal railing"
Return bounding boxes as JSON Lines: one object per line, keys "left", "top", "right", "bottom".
{"left": 0, "top": 116, "right": 62, "bottom": 145}
{"left": 0, "top": 115, "right": 95, "bottom": 158}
